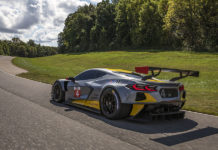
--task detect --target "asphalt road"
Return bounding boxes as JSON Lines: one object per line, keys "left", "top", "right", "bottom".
{"left": 0, "top": 56, "right": 27, "bottom": 75}
{"left": 0, "top": 56, "right": 218, "bottom": 150}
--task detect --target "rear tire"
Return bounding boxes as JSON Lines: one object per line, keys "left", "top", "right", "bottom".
{"left": 52, "top": 81, "right": 65, "bottom": 103}
{"left": 100, "top": 88, "right": 132, "bottom": 120}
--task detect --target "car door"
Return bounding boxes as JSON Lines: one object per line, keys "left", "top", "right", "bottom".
{"left": 71, "top": 70, "right": 100, "bottom": 100}
{"left": 72, "top": 80, "right": 92, "bottom": 100}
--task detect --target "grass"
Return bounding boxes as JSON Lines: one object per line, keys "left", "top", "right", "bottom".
{"left": 12, "top": 50, "right": 218, "bottom": 116}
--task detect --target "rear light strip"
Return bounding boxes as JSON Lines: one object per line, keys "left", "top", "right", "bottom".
{"left": 128, "top": 84, "right": 157, "bottom": 92}
{"left": 179, "top": 85, "right": 184, "bottom": 91}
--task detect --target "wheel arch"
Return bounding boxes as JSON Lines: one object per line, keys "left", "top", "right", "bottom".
{"left": 53, "top": 79, "right": 69, "bottom": 92}
{"left": 99, "top": 85, "right": 120, "bottom": 101}
{"left": 99, "top": 86, "right": 133, "bottom": 119}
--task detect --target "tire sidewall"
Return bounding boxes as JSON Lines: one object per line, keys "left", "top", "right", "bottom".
{"left": 52, "top": 81, "right": 64, "bottom": 103}
{"left": 100, "top": 87, "right": 122, "bottom": 119}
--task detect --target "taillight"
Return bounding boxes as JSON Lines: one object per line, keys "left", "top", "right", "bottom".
{"left": 179, "top": 85, "right": 184, "bottom": 91}
{"left": 127, "top": 84, "right": 157, "bottom": 92}
{"left": 132, "top": 84, "right": 145, "bottom": 91}
{"left": 144, "top": 85, "right": 157, "bottom": 91}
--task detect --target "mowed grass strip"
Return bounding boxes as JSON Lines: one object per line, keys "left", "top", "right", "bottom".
{"left": 12, "top": 51, "right": 218, "bottom": 115}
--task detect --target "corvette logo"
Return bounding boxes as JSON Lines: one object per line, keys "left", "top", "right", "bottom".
{"left": 74, "top": 87, "right": 81, "bottom": 98}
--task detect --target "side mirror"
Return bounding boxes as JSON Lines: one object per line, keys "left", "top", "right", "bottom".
{"left": 66, "top": 77, "right": 75, "bottom": 83}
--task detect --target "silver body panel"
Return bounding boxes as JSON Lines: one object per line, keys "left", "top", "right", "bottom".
{"left": 57, "top": 68, "right": 185, "bottom": 106}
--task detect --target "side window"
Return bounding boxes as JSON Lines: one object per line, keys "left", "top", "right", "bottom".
{"left": 75, "top": 70, "right": 106, "bottom": 80}
{"left": 95, "top": 71, "right": 106, "bottom": 78}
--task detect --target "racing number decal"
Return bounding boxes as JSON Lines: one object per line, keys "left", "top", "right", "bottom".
{"left": 74, "top": 87, "right": 81, "bottom": 98}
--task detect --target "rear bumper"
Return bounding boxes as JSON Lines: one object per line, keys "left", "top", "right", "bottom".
{"left": 129, "top": 101, "right": 185, "bottom": 120}
{"left": 149, "top": 111, "right": 185, "bottom": 120}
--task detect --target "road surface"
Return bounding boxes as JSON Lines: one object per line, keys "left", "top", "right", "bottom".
{"left": 0, "top": 56, "right": 218, "bottom": 150}
{"left": 0, "top": 56, "right": 27, "bottom": 75}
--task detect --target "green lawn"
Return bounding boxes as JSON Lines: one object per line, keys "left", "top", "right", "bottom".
{"left": 12, "top": 51, "right": 218, "bottom": 115}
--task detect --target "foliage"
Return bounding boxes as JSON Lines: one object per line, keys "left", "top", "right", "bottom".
{"left": 59, "top": 4, "right": 96, "bottom": 52}
{"left": 0, "top": 38, "right": 57, "bottom": 57}
{"left": 164, "top": 0, "right": 218, "bottom": 50}
{"left": 58, "top": 0, "right": 217, "bottom": 52}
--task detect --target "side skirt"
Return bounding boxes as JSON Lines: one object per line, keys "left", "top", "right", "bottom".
{"left": 65, "top": 100, "right": 101, "bottom": 114}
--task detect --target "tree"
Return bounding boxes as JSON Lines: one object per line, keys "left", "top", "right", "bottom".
{"left": 0, "top": 44, "right": 4, "bottom": 55}
{"left": 27, "top": 46, "right": 37, "bottom": 57}
{"left": 12, "top": 37, "right": 22, "bottom": 43}
{"left": 58, "top": 0, "right": 217, "bottom": 52}
{"left": 27, "top": 39, "right": 36, "bottom": 46}
{"left": 2, "top": 42, "right": 10, "bottom": 55}
{"left": 198, "top": 0, "right": 218, "bottom": 50}
{"left": 138, "top": 0, "right": 163, "bottom": 46}
{"left": 125, "top": 0, "right": 144, "bottom": 47}
{"left": 163, "top": 0, "right": 217, "bottom": 50}
{"left": 115, "top": 0, "right": 131, "bottom": 47}
{"left": 115, "top": 0, "right": 163, "bottom": 47}
{"left": 61, "top": 4, "right": 96, "bottom": 52}
{"left": 90, "top": 0, "right": 116, "bottom": 50}
{"left": 17, "top": 45, "right": 28, "bottom": 57}
{"left": 0, "top": 37, "right": 57, "bottom": 57}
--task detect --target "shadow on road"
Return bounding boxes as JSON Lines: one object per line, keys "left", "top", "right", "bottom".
{"left": 151, "top": 127, "right": 218, "bottom": 146}
{"left": 50, "top": 100, "right": 199, "bottom": 135}
{"left": 49, "top": 100, "right": 218, "bottom": 146}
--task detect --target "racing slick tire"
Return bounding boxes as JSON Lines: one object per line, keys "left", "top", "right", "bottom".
{"left": 52, "top": 81, "right": 65, "bottom": 103}
{"left": 100, "top": 88, "right": 132, "bottom": 120}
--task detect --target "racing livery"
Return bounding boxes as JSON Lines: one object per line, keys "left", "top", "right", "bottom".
{"left": 51, "top": 67, "right": 199, "bottom": 120}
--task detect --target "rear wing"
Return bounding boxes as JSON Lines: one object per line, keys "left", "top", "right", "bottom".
{"left": 135, "top": 66, "right": 199, "bottom": 81}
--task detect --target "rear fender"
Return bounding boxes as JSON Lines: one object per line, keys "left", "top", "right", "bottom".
{"left": 100, "top": 85, "right": 120, "bottom": 99}
{"left": 100, "top": 84, "right": 130, "bottom": 103}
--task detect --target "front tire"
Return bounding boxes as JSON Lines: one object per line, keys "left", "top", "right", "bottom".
{"left": 100, "top": 88, "right": 132, "bottom": 120}
{"left": 52, "top": 81, "right": 65, "bottom": 103}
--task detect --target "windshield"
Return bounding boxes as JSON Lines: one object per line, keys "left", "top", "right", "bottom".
{"left": 114, "top": 71, "right": 144, "bottom": 79}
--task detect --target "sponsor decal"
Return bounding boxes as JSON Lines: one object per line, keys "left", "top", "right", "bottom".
{"left": 74, "top": 87, "right": 81, "bottom": 98}
{"left": 109, "top": 80, "right": 128, "bottom": 84}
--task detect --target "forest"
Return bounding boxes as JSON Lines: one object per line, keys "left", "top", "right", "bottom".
{"left": 0, "top": 38, "right": 57, "bottom": 57}
{"left": 58, "top": 0, "right": 217, "bottom": 52}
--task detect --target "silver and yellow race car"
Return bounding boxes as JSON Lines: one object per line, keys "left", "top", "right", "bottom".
{"left": 51, "top": 66, "right": 199, "bottom": 120}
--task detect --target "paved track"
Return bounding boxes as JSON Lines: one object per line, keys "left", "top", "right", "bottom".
{"left": 0, "top": 56, "right": 27, "bottom": 75}
{"left": 0, "top": 56, "right": 218, "bottom": 150}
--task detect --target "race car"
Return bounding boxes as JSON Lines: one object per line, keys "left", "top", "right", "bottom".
{"left": 51, "top": 66, "right": 199, "bottom": 120}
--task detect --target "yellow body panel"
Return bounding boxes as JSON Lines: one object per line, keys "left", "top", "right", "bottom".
{"left": 137, "top": 93, "right": 157, "bottom": 103}
{"left": 147, "top": 79, "right": 165, "bottom": 83}
{"left": 71, "top": 93, "right": 157, "bottom": 117}
{"left": 106, "top": 68, "right": 132, "bottom": 73}
{"left": 72, "top": 100, "right": 100, "bottom": 110}
{"left": 180, "top": 91, "right": 186, "bottom": 101}
{"left": 129, "top": 93, "right": 157, "bottom": 116}
{"left": 130, "top": 104, "right": 144, "bottom": 116}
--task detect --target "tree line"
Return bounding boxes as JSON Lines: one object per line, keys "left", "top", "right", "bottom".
{"left": 0, "top": 38, "right": 57, "bottom": 57}
{"left": 58, "top": 0, "right": 217, "bottom": 52}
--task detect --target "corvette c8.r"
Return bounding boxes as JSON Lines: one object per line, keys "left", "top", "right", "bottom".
{"left": 51, "top": 66, "right": 199, "bottom": 120}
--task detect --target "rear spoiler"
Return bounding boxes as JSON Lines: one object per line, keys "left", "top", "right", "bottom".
{"left": 135, "top": 66, "right": 199, "bottom": 81}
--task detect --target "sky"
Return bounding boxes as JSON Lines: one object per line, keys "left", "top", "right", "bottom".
{"left": 0, "top": 0, "right": 101, "bottom": 46}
